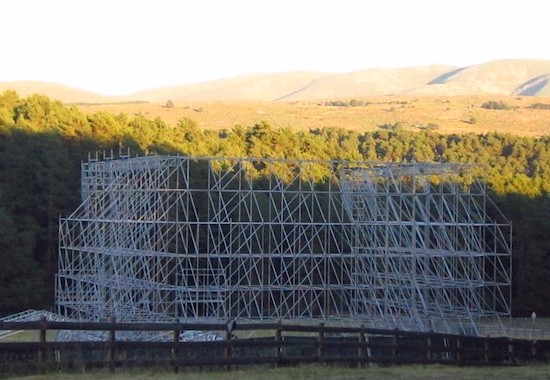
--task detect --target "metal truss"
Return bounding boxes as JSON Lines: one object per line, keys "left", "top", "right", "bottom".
{"left": 56, "top": 156, "right": 511, "bottom": 336}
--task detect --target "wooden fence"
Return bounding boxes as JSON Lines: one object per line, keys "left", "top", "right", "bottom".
{"left": 0, "top": 317, "right": 549, "bottom": 375}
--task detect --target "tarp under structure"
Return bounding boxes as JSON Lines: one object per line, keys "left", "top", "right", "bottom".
{"left": 56, "top": 155, "right": 511, "bottom": 336}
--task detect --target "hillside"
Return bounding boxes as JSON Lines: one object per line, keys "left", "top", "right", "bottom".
{"left": 0, "top": 81, "right": 120, "bottom": 104}
{"left": 77, "top": 95, "right": 550, "bottom": 137}
{"left": 408, "top": 60, "right": 550, "bottom": 96}
{"left": 276, "top": 65, "right": 456, "bottom": 100}
{"left": 127, "top": 59, "right": 550, "bottom": 101}
{"left": 2, "top": 59, "right": 550, "bottom": 103}
{"left": 130, "top": 72, "right": 330, "bottom": 102}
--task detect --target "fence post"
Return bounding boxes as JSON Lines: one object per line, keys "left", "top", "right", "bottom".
{"left": 392, "top": 328, "right": 399, "bottom": 365}
{"left": 457, "top": 335, "right": 465, "bottom": 367}
{"left": 172, "top": 321, "right": 180, "bottom": 373}
{"left": 531, "top": 340, "right": 537, "bottom": 362}
{"left": 508, "top": 338, "right": 514, "bottom": 365}
{"left": 358, "top": 324, "right": 365, "bottom": 368}
{"left": 318, "top": 322, "right": 325, "bottom": 364}
{"left": 484, "top": 336, "right": 490, "bottom": 364}
{"left": 427, "top": 331, "right": 432, "bottom": 362}
{"left": 37, "top": 315, "right": 47, "bottom": 372}
{"left": 225, "top": 321, "right": 235, "bottom": 371}
{"left": 275, "top": 320, "right": 282, "bottom": 368}
{"left": 108, "top": 317, "right": 116, "bottom": 373}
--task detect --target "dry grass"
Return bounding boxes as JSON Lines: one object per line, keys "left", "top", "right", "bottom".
{"left": 77, "top": 95, "right": 550, "bottom": 137}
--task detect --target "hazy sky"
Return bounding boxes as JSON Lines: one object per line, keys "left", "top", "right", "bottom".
{"left": 1, "top": 0, "right": 548, "bottom": 95}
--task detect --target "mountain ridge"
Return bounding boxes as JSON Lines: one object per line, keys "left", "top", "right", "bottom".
{"left": 2, "top": 59, "right": 550, "bottom": 103}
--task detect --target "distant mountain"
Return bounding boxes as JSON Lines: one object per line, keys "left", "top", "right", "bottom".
{"left": 1, "top": 59, "right": 550, "bottom": 103}
{"left": 407, "top": 59, "right": 550, "bottom": 96}
{"left": 276, "top": 65, "right": 456, "bottom": 100}
{"left": 129, "top": 72, "right": 329, "bottom": 102}
{"left": 0, "top": 81, "right": 122, "bottom": 103}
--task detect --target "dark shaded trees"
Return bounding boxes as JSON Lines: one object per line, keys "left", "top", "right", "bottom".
{"left": 490, "top": 193, "right": 550, "bottom": 315}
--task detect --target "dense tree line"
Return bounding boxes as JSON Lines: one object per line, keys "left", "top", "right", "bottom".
{"left": 0, "top": 91, "right": 548, "bottom": 316}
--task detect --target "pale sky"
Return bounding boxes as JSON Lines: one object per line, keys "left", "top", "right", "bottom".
{"left": 1, "top": 0, "right": 548, "bottom": 95}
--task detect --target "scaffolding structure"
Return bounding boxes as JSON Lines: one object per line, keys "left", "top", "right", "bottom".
{"left": 340, "top": 164, "right": 511, "bottom": 335}
{"left": 56, "top": 156, "right": 511, "bottom": 336}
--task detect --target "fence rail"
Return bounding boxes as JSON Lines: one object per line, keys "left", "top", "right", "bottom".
{"left": 1, "top": 317, "right": 548, "bottom": 375}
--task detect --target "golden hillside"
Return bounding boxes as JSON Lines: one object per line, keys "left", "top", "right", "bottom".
{"left": 121, "top": 59, "right": 550, "bottom": 101}
{"left": 408, "top": 60, "right": 550, "bottom": 96}
{"left": 130, "top": 72, "right": 329, "bottom": 102}
{"left": 77, "top": 95, "right": 550, "bottom": 137}
{"left": 0, "top": 81, "right": 119, "bottom": 104}
{"left": 2, "top": 59, "right": 550, "bottom": 103}
{"left": 276, "top": 65, "right": 456, "bottom": 100}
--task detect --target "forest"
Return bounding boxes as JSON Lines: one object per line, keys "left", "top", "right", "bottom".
{"left": 0, "top": 90, "right": 548, "bottom": 317}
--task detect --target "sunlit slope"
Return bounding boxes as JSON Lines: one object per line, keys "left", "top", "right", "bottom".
{"left": 129, "top": 72, "right": 330, "bottom": 102}
{"left": 276, "top": 65, "right": 456, "bottom": 100}
{"left": 1, "top": 59, "right": 550, "bottom": 103}
{"left": 409, "top": 59, "right": 550, "bottom": 96}
{"left": 0, "top": 81, "right": 122, "bottom": 103}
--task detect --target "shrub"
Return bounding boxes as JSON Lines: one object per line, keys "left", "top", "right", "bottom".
{"left": 325, "top": 100, "right": 348, "bottom": 107}
{"left": 349, "top": 99, "right": 366, "bottom": 107}
{"left": 464, "top": 115, "right": 477, "bottom": 124}
{"left": 379, "top": 122, "right": 404, "bottom": 131}
{"left": 324, "top": 99, "right": 366, "bottom": 107}
{"left": 426, "top": 123, "right": 439, "bottom": 130}
{"left": 481, "top": 100, "right": 512, "bottom": 110}
{"left": 527, "top": 103, "right": 550, "bottom": 110}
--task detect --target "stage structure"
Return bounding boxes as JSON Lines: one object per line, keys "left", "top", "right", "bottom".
{"left": 56, "top": 155, "right": 511, "bottom": 336}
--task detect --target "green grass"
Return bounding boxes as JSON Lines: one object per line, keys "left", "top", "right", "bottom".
{"left": 7, "top": 364, "right": 550, "bottom": 380}
{"left": 506, "top": 317, "right": 550, "bottom": 340}
{"left": 0, "top": 330, "right": 56, "bottom": 342}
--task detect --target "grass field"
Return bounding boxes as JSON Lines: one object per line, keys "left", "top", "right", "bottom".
{"left": 8, "top": 363, "right": 550, "bottom": 380}
{"left": 0, "top": 329, "right": 57, "bottom": 342}
{"left": 76, "top": 95, "right": 550, "bottom": 137}
{"left": 505, "top": 317, "right": 550, "bottom": 340}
